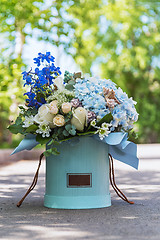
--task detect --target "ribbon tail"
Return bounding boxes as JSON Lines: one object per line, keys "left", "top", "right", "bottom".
{"left": 11, "top": 135, "right": 39, "bottom": 155}
{"left": 109, "top": 141, "right": 139, "bottom": 169}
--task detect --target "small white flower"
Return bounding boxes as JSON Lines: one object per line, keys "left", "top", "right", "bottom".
{"left": 90, "top": 119, "right": 97, "bottom": 127}
{"left": 36, "top": 124, "right": 51, "bottom": 138}
{"left": 95, "top": 122, "right": 111, "bottom": 140}
{"left": 101, "top": 122, "right": 111, "bottom": 129}
{"left": 96, "top": 128, "right": 111, "bottom": 140}
{"left": 22, "top": 115, "right": 34, "bottom": 128}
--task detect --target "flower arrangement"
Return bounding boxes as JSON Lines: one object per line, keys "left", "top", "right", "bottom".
{"left": 8, "top": 52, "right": 138, "bottom": 156}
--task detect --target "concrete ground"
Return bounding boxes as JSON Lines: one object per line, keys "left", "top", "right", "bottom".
{"left": 0, "top": 145, "right": 160, "bottom": 240}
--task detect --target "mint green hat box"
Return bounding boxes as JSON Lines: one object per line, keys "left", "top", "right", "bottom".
{"left": 44, "top": 136, "right": 111, "bottom": 209}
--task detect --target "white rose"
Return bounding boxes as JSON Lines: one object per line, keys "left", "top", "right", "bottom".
{"left": 54, "top": 77, "right": 65, "bottom": 90}
{"left": 34, "top": 112, "right": 53, "bottom": 124}
{"left": 34, "top": 114, "right": 45, "bottom": 124}
{"left": 71, "top": 107, "right": 87, "bottom": 131}
{"left": 38, "top": 104, "right": 49, "bottom": 116}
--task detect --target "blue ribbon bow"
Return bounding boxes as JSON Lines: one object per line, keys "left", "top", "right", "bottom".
{"left": 11, "top": 132, "right": 139, "bottom": 169}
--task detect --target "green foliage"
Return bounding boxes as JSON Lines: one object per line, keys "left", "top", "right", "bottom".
{"left": 25, "top": 124, "right": 38, "bottom": 133}
{"left": 36, "top": 134, "right": 52, "bottom": 145}
{"left": 63, "top": 124, "right": 76, "bottom": 136}
{"left": 7, "top": 123, "right": 24, "bottom": 135}
{"left": 65, "top": 72, "right": 82, "bottom": 90}
{"left": 43, "top": 148, "right": 60, "bottom": 157}
{"left": 97, "top": 113, "right": 113, "bottom": 127}
{"left": 68, "top": 0, "right": 160, "bottom": 143}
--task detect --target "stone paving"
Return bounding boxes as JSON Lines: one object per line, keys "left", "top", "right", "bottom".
{"left": 0, "top": 145, "right": 160, "bottom": 240}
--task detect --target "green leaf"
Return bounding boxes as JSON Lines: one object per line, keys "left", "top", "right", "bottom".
{"left": 65, "top": 124, "right": 71, "bottom": 131}
{"left": 47, "top": 139, "right": 60, "bottom": 147}
{"left": 97, "top": 113, "right": 113, "bottom": 126}
{"left": 57, "top": 128, "right": 64, "bottom": 135}
{"left": 47, "top": 139, "right": 54, "bottom": 146}
{"left": 43, "top": 149, "right": 53, "bottom": 157}
{"left": 8, "top": 124, "right": 24, "bottom": 134}
{"left": 68, "top": 80, "right": 75, "bottom": 85}
{"left": 36, "top": 134, "right": 52, "bottom": 145}
{"left": 15, "top": 116, "right": 23, "bottom": 125}
{"left": 69, "top": 128, "right": 76, "bottom": 135}
{"left": 65, "top": 84, "right": 74, "bottom": 91}
{"left": 19, "top": 106, "right": 25, "bottom": 110}
{"left": 64, "top": 113, "right": 73, "bottom": 123}
{"left": 43, "top": 147, "right": 60, "bottom": 157}
{"left": 25, "top": 124, "right": 38, "bottom": 133}
{"left": 63, "top": 129, "right": 70, "bottom": 136}
{"left": 51, "top": 148, "right": 60, "bottom": 155}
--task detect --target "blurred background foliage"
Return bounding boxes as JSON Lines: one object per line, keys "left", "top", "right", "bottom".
{"left": 0, "top": 0, "right": 160, "bottom": 147}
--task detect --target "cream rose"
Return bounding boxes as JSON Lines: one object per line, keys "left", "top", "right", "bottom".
{"left": 49, "top": 105, "right": 59, "bottom": 115}
{"left": 61, "top": 102, "right": 72, "bottom": 114}
{"left": 71, "top": 107, "right": 87, "bottom": 131}
{"left": 53, "top": 114, "right": 65, "bottom": 127}
{"left": 50, "top": 100, "right": 58, "bottom": 107}
{"left": 48, "top": 100, "right": 59, "bottom": 115}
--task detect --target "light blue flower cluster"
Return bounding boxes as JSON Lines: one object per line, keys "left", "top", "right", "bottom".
{"left": 75, "top": 77, "right": 116, "bottom": 118}
{"left": 110, "top": 88, "right": 138, "bottom": 131}
{"left": 74, "top": 76, "right": 138, "bottom": 131}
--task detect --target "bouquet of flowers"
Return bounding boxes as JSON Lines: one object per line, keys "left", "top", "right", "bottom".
{"left": 8, "top": 52, "right": 140, "bottom": 208}
{"left": 8, "top": 52, "right": 138, "bottom": 156}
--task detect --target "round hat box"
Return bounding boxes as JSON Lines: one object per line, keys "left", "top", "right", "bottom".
{"left": 44, "top": 136, "right": 111, "bottom": 209}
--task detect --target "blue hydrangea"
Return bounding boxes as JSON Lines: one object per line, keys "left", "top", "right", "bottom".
{"left": 74, "top": 76, "right": 138, "bottom": 130}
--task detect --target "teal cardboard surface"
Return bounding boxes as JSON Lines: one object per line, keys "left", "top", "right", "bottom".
{"left": 44, "top": 136, "right": 111, "bottom": 209}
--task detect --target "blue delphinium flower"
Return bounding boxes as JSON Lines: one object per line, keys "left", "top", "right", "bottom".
{"left": 33, "top": 52, "right": 55, "bottom": 66}
{"left": 24, "top": 91, "right": 38, "bottom": 108}
{"left": 23, "top": 52, "right": 61, "bottom": 108}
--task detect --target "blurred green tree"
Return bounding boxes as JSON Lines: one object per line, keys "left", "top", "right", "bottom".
{"left": 0, "top": 0, "right": 75, "bottom": 146}
{"left": 69, "top": 0, "right": 160, "bottom": 143}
